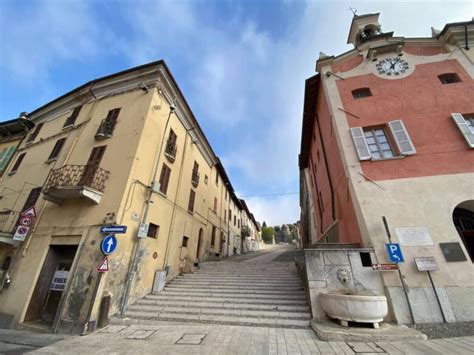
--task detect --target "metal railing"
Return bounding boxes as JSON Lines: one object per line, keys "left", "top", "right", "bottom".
{"left": 0, "top": 210, "right": 19, "bottom": 234}
{"left": 95, "top": 118, "right": 117, "bottom": 139}
{"left": 43, "top": 165, "right": 110, "bottom": 193}
{"left": 191, "top": 171, "right": 200, "bottom": 187}
{"left": 164, "top": 142, "right": 177, "bottom": 160}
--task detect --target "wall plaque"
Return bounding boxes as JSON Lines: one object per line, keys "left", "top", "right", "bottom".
{"left": 439, "top": 242, "right": 467, "bottom": 262}
{"left": 414, "top": 257, "right": 439, "bottom": 271}
{"left": 395, "top": 227, "right": 433, "bottom": 246}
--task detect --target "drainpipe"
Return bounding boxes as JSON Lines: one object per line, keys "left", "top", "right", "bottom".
{"left": 315, "top": 114, "right": 336, "bottom": 227}
{"left": 120, "top": 102, "right": 175, "bottom": 314}
{"left": 464, "top": 24, "right": 470, "bottom": 50}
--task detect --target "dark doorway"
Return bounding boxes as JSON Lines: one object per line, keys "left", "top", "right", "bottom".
{"left": 453, "top": 205, "right": 474, "bottom": 262}
{"left": 196, "top": 228, "right": 203, "bottom": 260}
{"left": 79, "top": 145, "right": 106, "bottom": 187}
{"left": 24, "top": 245, "right": 78, "bottom": 325}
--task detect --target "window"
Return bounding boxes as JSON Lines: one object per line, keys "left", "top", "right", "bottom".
{"left": 238, "top": 219, "right": 240, "bottom": 228}
{"left": 26, "top": 122, "right": 43, "bottom": 143}
{"left": 188, "top": 189, "right": 196, "bottom": 213}
{"left": 204, "top": 175, "right": 208, "bottom": 184}
{"left": 215, "top": 170, "right": 219, "bottom": 185}
{"left": 10, "top": 153, "right": 26, "bottom": 173}
{"left": 318, "top": 191, "right": 324, "bottom": 212}
{"left": 211, "top": 226, "right": 216, "bottom": 246}
{"left": 234, "top": 215, "right": 236, "bottom": 226}
{"left": 95, "top": 108, "right": 120, "bottom": 139}
{"left": 0, "top": 147, "right": 16, "bottom": 174}
{"left": 229, "top": 210, "right": 232, "bottom": 221}
{"left": 182, "top": 236, "right": 189, "bottom": 247}
{"left": 224, "top": 210, "right": 227, "bottom": 221}
{"left": 438, "top": 73, "right": 461, "bottom": 84}
{"left": 22, "top": 187, "right": 42, "bottom": 211}
{"left": 165, "top": 129, "right": 177, "bottom": 160}
{"left": 364, "top": 128, "right": 394, "bottom": 160}
{"left": 225, "top": 190, "right": 228, "bottom": 201}
{"left": 63, "top": 106, "right": 82, "bottom": 128}
{"left": 360, "top": 252, "right": 372, "bottom": 267}
{"left": 352, "top": 88, "right": 372, "bottom": 99}
{"left": 47, "top": 138, "right": 66, "bottom": 161}
{"left": 191, "top": 161, "right": 199, "bottom": 186}
{"left": 213, "top": 198, "right": 217, "bottom": 213}
{"left": 147, "top": 223, "right": 159, "bottom": 238}
{"left": 451, "top": 113, "right": 474, "bottom": 148}
{"left": 158, "top": 163, "right": 171, "bottom": 195}
{"left": 350, "top": 120, "right": 416, "bottom": 161}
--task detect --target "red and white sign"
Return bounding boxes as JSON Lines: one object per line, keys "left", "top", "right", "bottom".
{"left": 372, "top": 263, "right": 398, "bottom": 271}
{"left": 97, "top": 256, "right": 109, "bottom": 272}
{"left": 21, "top": 206, "right": 37, "bottom": 218}
{"left": 19, "top": 216, "right": 33, "bottom": 227}
{"left": 13, "top": 225, "right": 30, "bottom": 241}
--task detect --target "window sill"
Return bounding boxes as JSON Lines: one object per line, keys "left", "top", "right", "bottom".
{"left": 370, "top": 155, "right": 405, "bottom": 162}
{"left": 187, "top": 210, "right": 194, "bottom": 215}
{"left": 157, "top": 191, "right": 168, "bottom": 198}
{"left": 45, "top": 158, "right": 58, "bottom": 164}
{"left": 62, "top": 125, "right": 74, "bottom": 131}
{"left": 8, "top": 171, "right": 17, "bottom": 176}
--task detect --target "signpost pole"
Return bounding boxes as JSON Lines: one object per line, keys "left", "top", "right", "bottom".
{"left": 427, "top": 271, "right": 447, "bottom": 323}
{"left": 382, "top": 216, "right": 414, "bottom": 324}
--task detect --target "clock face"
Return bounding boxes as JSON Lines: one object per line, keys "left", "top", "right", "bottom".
{"left": 376, "top": 57, "right": 409, "bottom": 76}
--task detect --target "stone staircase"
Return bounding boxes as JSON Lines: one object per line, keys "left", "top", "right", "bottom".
{"left": 112, "top": 260, "right": 311, "bottom": 328}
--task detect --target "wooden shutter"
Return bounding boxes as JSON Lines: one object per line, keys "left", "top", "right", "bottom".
{"left": 350, "top": 127, "right": 371, "bottom": 160}
{"left": 11, "top": 153, "right": 26, "bottom": 172}
{"left": 451, "top": 113, "right": 474, "bottom": 148}
{"left": 48, "top": 138, "right": 66, "bottom": 160}
{"left": 22, "top": 187, "right": 42, "bottom": 210}
{"left": 388, "top": 120, "right": 416, "bottom": 155}
{"left": 188, "top": 189, "right": 196, "bottom": 212}
{"left": 159, "top": 163, "right": 171, "bottom": 194}
{"left": 63, "top": 106, "right": 82, "bottom": 128}
{"left": 26, "top": 122, "right": 43, "bottom": 143}
{"left": 0, "top": 147, "right": 16, "bottom": 173}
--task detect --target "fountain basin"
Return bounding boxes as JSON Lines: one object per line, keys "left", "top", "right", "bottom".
{"left": 321, "top": 292, "right": 388, "bottom": 326}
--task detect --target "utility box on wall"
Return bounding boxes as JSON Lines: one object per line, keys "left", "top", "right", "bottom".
{"left": 152, "top": 270, "right": 167, "bottom": 293}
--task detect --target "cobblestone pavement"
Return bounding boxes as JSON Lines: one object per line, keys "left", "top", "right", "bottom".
{"left": 31, "top": 323, "right": 474, "bottom": 354}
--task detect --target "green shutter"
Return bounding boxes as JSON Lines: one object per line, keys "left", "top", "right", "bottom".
{"left": 0, "top": 146, "right": 16, "bottom": 173}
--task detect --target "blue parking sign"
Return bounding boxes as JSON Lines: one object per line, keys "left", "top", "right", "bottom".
{"left": 386, "top": 243, "right": 404, "bottom": 263}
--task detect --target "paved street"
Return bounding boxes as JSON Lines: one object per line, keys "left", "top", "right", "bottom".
{"left": 14, "top": 245, "right": 472, "bottom": 354}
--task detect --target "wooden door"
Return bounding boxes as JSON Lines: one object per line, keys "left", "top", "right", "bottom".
{"left": 79, "top": 146, "right": 106, "bottom": 187}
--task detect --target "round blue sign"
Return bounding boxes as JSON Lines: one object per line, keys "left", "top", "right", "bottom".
{"left": 101, "top": 235, "right": 117, "bottom": 255}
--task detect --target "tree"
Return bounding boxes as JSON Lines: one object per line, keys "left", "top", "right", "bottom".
{"left": 261, "top": 227, "right": 274, "bottom": 244}
{"left": 262, "top": 221, "right": 267, "bottom": 228}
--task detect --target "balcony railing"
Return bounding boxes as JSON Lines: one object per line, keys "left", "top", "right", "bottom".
{"left": 0, "top": 210, "right": 20, "bottom": 235}
{"left": 164, "top": 142, "right": 177, "bottom": 162}
{"left": 43, "top": 165, "right": 110, "bottom": 204}
{"left": 95, "top": 118, "right": 117, "bottom": 139}
{"left": 191, "top": 171, "right": 200, "bottom": 187}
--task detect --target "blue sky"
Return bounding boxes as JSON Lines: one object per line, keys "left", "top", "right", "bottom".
{"left": 0, "top": 0, "right": 472, "bottom": 225}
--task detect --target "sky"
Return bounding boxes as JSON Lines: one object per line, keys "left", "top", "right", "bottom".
{"left": 0, "top": 0, "right": 472, "bottom": 226}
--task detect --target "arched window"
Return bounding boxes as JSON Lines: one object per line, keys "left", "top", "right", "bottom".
{"left": 453, "top": 201, "right": 474, "bottom": 262}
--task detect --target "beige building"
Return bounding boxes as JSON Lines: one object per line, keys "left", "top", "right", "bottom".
{"left": 0, "top": 60, "right": 259, "bottom": 333}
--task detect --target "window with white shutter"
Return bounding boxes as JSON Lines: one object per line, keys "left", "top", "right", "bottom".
{"left": 388, "top": 120, "right": 416, "bottom": 155}
{"left": 350, "top": 127, "right": 371, "bottom": 160}
{"left": 451, "top": 113, "right": 474, "bottom": 148}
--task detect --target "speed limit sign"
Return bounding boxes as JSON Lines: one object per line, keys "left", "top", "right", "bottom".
{"left": 19, "top": 216, "right": 33, "bottom": 226}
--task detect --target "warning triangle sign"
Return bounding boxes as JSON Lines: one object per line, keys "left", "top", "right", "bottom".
{"left": 97, "top": 256, "right": 109, "bottom": 272}
{"left": 21, "top": 206, "right": 37, "bottom": 218}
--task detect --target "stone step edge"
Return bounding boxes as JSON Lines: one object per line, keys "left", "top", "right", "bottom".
{"left": 125, "top": 308, "right": 311, "bottom": 320}
{"left": 161, "top": 289, "right": 305, "bottom": 296}
{"left": 111, "top": 314, "right": 310, "bottom": 329}
{"left": 165, "top": 285, "right": 304, "bottom": 290}
{"left": 135, "top": 300, "right": 310, "bottom": 310}
{"left": 128, "top": 305, "right": 311, "bottom": 316}
{"left": 148, "top": 293, "right": 306, "bottom": 299}
{"left": 142, "top": 297, "right": 308, "bottom": 305}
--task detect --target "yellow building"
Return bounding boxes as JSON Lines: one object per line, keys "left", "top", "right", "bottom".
{"left": 0, "top": 61, "right": 259, "bottom": 333}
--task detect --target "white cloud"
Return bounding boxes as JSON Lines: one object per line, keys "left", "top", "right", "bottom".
{"left": 0, "top": 1, "right": 110, "bottom": 84}
{"left": 245, "top": 194, "right": 300, "bottom": 227}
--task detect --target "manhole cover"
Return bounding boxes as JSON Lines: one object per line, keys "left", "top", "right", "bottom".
{"left": 124, "top": 329, "right": 157, "bottom": 340}
{"left": 100, "top": 325, "right": 129, "bottom": 334}
{"left": 175, "top": 333, "right": 207, "bottom": 345}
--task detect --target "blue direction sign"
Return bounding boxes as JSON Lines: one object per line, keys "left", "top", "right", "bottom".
{"left": 386, "top": 243, "right": 404, "bottom": 263}
{"left": 100, "top": 225, "right": 127, "bottom": 234}
{"left": 101, "top": 235, "right": 118, "bottom": 255}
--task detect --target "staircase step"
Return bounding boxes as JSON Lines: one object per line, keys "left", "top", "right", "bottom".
{"left": 126, "top": 305, "right": 311, "bottom": 319}
{"left": 135, "top": 299, "right": 310, "bottom": 312}
{"left": 173, "top": 278, "right": 302, "bottom": 285}
{"left": 165, "top": 284, "right": 304, "bottom": 291}
{"left": 112, "top": 312, "right": 310, "bottom": 329}
{"left": 145, "top": 295, "right": 308, "bottom": 305}
{"left": 161, "top": 289, "right": 305, "bottom": 297}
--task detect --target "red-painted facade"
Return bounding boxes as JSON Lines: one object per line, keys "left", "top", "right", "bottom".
{"left": 308, "top": 84, "right": 363, "bottom": 244}
{"left": 336, "top": 59, "right": 474, "bottom": 181}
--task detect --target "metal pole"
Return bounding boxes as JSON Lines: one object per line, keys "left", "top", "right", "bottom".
{"left": 427, "top": 271, "right": 447, "bottom": 323}
{"left": 120, "top": 103, "right": 175, "bottom": 314}
{"left": 382, "top": 216, "right": 415, "bottom": 324}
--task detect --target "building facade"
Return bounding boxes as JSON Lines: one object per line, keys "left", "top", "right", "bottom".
{"left": 0, "top": 61, "right": 259, "bottom": 333}
{"left": 299, "top": 14, "right": 474, "bottom": 323}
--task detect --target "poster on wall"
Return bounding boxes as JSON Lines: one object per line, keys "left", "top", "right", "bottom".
{"left": 50, "top": 270, "right": 69, "bottom": 291}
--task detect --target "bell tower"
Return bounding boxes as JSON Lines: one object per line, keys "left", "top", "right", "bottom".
{"left": 347, "top": 13, "right": 392, "bottom": 48}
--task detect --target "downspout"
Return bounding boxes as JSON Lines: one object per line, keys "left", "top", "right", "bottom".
{"left": 315, "top": 114, "right": 336, "bottom": 226}
{"left": 120, "top": 102, "right": 175, "bottom": 314}
{"left": 464, "top": 24, "right": 470, "bottom": 50}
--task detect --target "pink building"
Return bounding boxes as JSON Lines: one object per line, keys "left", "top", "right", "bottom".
{"left": 299, "top": 14, "right": 474, "bottom": 323}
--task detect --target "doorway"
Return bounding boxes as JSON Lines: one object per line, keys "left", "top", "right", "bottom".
{"left": 453, "top": 202, "right": 474, "bottom": 262}
{"left": 24, "top": 245, "right": 78, "bottom": 325}
{"left": 196, "top": 228, "right": 203, "bottom": 260}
